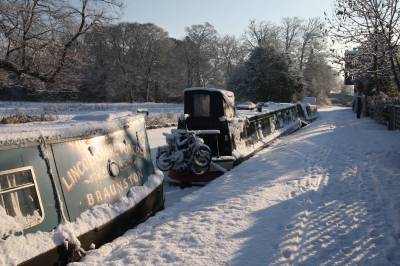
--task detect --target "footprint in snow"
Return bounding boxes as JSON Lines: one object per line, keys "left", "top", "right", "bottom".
{"left": 341, "top": 246, "right": 353, "bottom": 255}
{"left": 282, "top": 249, "right": 292, "bottom": 259}
{"left": 368, "top": 228, "right": 381, "bottom": 238}
{"left": 286, "top": 223, "right": 295, "bottom": 230}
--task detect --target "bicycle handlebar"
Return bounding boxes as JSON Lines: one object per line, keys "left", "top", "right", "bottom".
{"left": 170, "top": 129, "right": 221, "bottom": 135}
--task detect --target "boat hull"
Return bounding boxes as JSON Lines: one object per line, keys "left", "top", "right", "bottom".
{"left": 167, "top": 120, "right": 302, "bottom": 185}
{"left": 20, "top": 183, "right": 164, "bottom": 266}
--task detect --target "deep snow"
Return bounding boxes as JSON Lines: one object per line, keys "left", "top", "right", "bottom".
{"left": 72, "top": 107, "right": 400, "bottom": 266}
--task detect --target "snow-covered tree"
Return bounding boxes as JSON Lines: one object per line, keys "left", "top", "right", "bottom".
{"left": 229, "top": 46, "right": 299, "bottom": 102}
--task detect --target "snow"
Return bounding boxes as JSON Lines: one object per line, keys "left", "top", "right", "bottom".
{"left": 147, "top": 126, "right": 174, "bottom": 165}
{"left": 302, "top": 97, "right": 317, "bottom": 105}
{"left": 0, "top": 101, "right": 183, "bottom": 116}
{"left": 0, "top": 206, "right": 23, "bottom": 239}
{"left": 71, "top": 111, "right": 133, "bottom": 121}
{"left": 0, "top": 112, "right": 145, "bottom": 146}
{"left": 236, "top": 101, "right": 257, "bottom": 110}
{"left": 237, "top": 102, "right": 295, "bottom": 117}
{"left": 73, "top": 107, "right": 400, "bottom": 265}
{"left": 230, "top": 117, "right": 300, "bottom": 159}
{"left": 0, "top": 172, "right": 163, "bottom": 265}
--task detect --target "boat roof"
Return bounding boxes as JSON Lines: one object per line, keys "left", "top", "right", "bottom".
{"left": 184, "top": 87, "right": 235, "bottom": 106}
{"left": 0, "top": 112, "right": 145, "bottom": 148}
{"left": 303, "top": 97, "right": 317, "bottom": 105}
{"left": 237, "top": 102, "right": 295, "bottom": 118}
{"left": 184, "top": 87, "right": 234, "bottom": 97}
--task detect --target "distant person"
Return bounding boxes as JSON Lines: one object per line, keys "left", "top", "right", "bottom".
{"left": 356, "top": 93, "right": 363, "bottom": 119}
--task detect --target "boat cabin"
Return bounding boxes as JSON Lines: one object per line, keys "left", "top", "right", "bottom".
{"left": 180, "top": 88, "right": 235, "bottom": 158}
{"left": 169, "top": 87, "right": 305, "bottom": 184}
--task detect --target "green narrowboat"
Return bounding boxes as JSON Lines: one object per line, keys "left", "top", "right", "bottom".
{"left": 0, "top": 113, "right": 164, "bottom": 265}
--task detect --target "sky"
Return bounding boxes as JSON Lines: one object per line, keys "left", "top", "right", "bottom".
{"left": 120, "top": 0, "right": 336, "bottom": 39}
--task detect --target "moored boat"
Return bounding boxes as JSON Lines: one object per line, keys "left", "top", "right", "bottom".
{"left": 0, "top": 113, "right": 164, "bottom": 265}
{"left": 161, "top": 87, "right": 316, "bottom": 185}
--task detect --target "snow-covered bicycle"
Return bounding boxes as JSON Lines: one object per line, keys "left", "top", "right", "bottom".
{"left": 156, "top": 129, "right": 213, "bottom": 175}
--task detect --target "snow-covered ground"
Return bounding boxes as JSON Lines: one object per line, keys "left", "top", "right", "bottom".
{"left": 0, "top": 101, "right": 183, "bottom": 116}
{"left": 0, "top": 101, "right": 183, "bottom": 131}
{"left": 73, "top": 107, "right": 400, "bottom": 266}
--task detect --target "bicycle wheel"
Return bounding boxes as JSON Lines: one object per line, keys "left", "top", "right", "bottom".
{"left": 190, "top": 162, "right": 210, "bottom": 175}
{"left": 156, "top": 150, "right": 174, "bottom": 171}
{"left": 192, "top": 145, "right": 212, "bottom": 168}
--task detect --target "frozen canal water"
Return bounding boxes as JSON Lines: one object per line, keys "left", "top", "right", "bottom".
{"left": 75, "top": 107, "right": 400, "bottom": 266}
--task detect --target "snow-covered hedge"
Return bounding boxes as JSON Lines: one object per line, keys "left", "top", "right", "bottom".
{"left": 366, "top": 92, "right": 400, "bottom": 124}
{"left": 0, "top": 112, "right": 56, "bottom": 124}
{"left": 145, "top": 112, "right": 179, "bottom": 129}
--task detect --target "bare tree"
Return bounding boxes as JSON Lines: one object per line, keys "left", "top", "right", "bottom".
{"left": 328, "top": 0, "right": 400, "bottom": 91}
{"left": 128, "top": 23, "right": 169, "bottom": 101}
{"left": 244, "top": 20, "right": 281, "bottom": 50}
{"left": 218, "top": 35, "right": 245, "bottom": 79}
{"left": 299, "top": 18, "right": 324, "bottom": 71}
{"left": 83, "top": 23, "right": 170, "bottom": 102}
{"left": 0, "top": 0, "right": 122, "bottom": 83}
{"left": 281, "top": 17, "right": 303, "bottom": 54}
{"left": 182, "top": 22, "right": 218, "bottom": 87}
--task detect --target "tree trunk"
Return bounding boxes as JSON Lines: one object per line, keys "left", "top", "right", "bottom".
{"left": 186, "top": 65, "right": 192, "bottom": 87}
{"left": 373, "top": 42, "right": 379, "bottom": 93}
{"left": 299, "top": 43, "right": 307, "bottom": 71}
{"left": 145, "top": 80, "right": 150, "bottom": 102}
{"left": 195, "top": 60, "right": 201, "bottom": 86}
{"left": 130, "top": 83, "right": 135, "bottom": 103}
{"left": 394, "top": 55, "right": 400, "bottom": 89}
{"left": 389, "top": 54, "right": 400, "bottom": 91}
{"left": 154, "top": 80, "right": 159, "bottom": 102}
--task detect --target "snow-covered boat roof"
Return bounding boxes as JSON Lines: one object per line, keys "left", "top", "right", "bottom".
{"left": 184, "top": 87, "right": 235, "bottom": 107}
{"left": 184, "top": 87, "right": 234, "bottom": 97}
{"left": 237, "top": 102, "right": 295, "bottom": 118}
{"left": 0, "top": 111, "right": 145, "bottom": 148}
{"left": 236, "top": 101, "right": 257, "bottom": 110}
{"left": 303, "top": 97, "right": 317, "bottom": 106}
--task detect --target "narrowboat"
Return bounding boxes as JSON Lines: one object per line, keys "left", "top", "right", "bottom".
{"left": 159, "top": 87, "right": 316, "bottom": 185}
{"left": 297, "top": 96, "right": 318, "bottom": 123}
{"left": 0, "top": 113, "right": 164, "bottom": 265}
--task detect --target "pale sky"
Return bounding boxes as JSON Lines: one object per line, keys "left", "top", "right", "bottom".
{"left": 120, "top": 0, "right": 335, "bottom": 39}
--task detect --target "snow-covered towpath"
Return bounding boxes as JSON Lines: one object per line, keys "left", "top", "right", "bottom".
{"left": 74, "top": 107, "right": 400, "bottom": 265}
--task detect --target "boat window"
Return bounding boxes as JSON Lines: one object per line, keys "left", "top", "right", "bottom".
{"left": 0, "top": 167, "right": 44, "bottom": 229}
{"left": 193, "top": 94, "right": 210, "bottom": 117}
